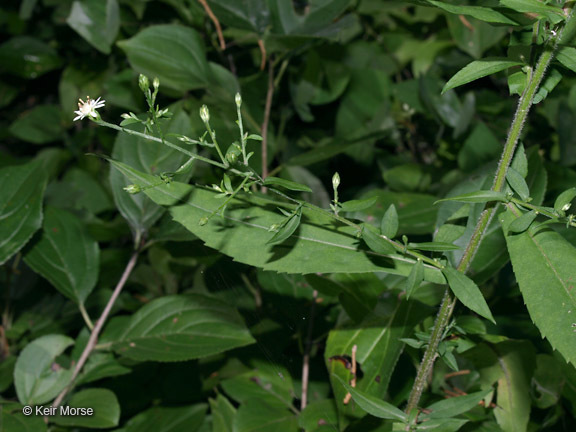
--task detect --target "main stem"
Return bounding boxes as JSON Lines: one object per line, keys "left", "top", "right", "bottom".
{"left": 404, "top": 19, "right": 569, "bottom": 418}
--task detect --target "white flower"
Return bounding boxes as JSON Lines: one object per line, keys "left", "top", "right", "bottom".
{"left": 73, "top": 96, "right": 105, "bottom": 121}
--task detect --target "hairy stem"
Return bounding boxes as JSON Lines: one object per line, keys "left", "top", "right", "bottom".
{"left": 404, "top": 14, "right": 572, "bottom": 418}
{"left": 52, "top": 248, "right": 140, "bottom": 408}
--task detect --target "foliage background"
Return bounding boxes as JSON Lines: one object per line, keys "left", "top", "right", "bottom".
{"left": 2, "top": 0, "right": 576, "bottom": 431}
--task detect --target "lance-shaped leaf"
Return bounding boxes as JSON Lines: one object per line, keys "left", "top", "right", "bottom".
{"left": 506, "top": 167, "right": 530, "bottom": 201}
{"left": 381, "top": 204, "right": 398, "bottom": 238}
{"left": 442, "top": 266, "right": 495, "bottom": 323}
{"left": 508, "top": 210, "right": 537, "bottom": 233}
{"left": 421, "top": 0, "right": 517, "bottom": 25}
{"left": 24, "top": 207, "right": 99, "bottom": 305}
{"left": 502, "top": 210, "right": 576, "bottom": 366}
{"left": 267, "top": 206, "right": 302, "bottom": 245}
{"left": 111, "top": 294, "right": 255, "bottom": 362}
{"left": 106, "top": 159, "right": 446, "bottom": 282}
{"left": 442, "top": 58, "right": 523, "bottom": 94}
{"left": 435, "top": 190, "right": 508, "bottom": 204}
{"left": 554, "top": 187, "right": 576, "bottom": 212}
{"left": 422, "top": 389, "right": 492, "bottom": 419}
{"left": 339, "top": 197, "right": 378, "bottom": 212}
{"left": 0, "top": 159, "right": 47, "bottom": 265}
{"left": 263, "top": 176, "right": 312, "bottom": 192}
{"left": 406, "top": 259, "right": 424, "bottom": 299}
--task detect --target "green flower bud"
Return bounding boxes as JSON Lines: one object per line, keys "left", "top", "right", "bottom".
{"left": 124, "top": 184, "right": 142, "bottom": 194}
{"left": 153, "top": 77, "right": 160, "bottom": 90}
{"left": 199, "top": 217, "right": 209, "bottom": 226}
{"left": 235, "top": 92, "right": 242, "bottom": 108}
{"left": 225, "top": 144, "right": 242, "bottom": 164}
{"left": 332, "top": 172, "right": 341, "bottom": 190}
{"left": 138, "top": 74, "right": 150, "bottom": 93}
{"left": 200, "top": 105, "right": 210, "bottom": 123}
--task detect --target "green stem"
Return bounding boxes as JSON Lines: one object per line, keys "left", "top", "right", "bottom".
{"left": 404, "top": 12, "right": 572, "bottom": 419}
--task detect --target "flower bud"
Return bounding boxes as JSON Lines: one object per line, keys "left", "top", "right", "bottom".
{"left": 563, "top": 203, "right": 572, "bottom": 212}
{"left": 235, "top": 92, "right": 242, "bottom": 108}
{"left": 123, "top": 184, "right": 142, "bottom": 194}
{"left": 153, "top": 77, "right": 160, "bottom": 90}
{"left": 199, "top": 217, "right": 209, "bottom": 226}
{"left": 138, "top": 74, "right": 150, "bottom": 93}
{"left": 200, "top": 105, "right": 210, "bottom": 123}
{"left": 332, "top": 172, "right": 340, "bottom": 190}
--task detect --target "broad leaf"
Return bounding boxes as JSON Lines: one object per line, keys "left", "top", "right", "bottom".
{"left": 267, "top": 207, "right": 302, "bottom": 245}
{"left": 339, "top": 197, "right": 378, "bottom": 212}
{"left": 9, "top": 105, "right": 63, "bottom": 144}
{"left": 381, "top": 204, "right": 398, "bottom": 238}
{"left": 107, "top": 160, "right": 446, "bottom": 283}
{"left": 0, "top": 159, "right": 47, "bottom": 265}
{"left": 406, "top": 259, "right": 424, "bottom": 299}
{"left": 423, "top": 389, "right": 492, "bottom": 419}
{"left": 503, "top": 210, "right": 576, "bottom": 366}
{"left": 443, "top": 58, "right": 522, "bottom": 94}
{"left": 500, "top": 0, "right": 565, "bottom": 23}
{"left": 0, "top": 404, "right": 47, "bottom": 432}
{"left": 210, "top": 395, "right": 236, "bottom": 432}
{"left": 235, "top": 399, "right": 298, "bottom": 432}
{"left": 111, "top": 294, "right": 255, "bottom": 361}
{"left": 506, "top": 167, "right": 530, "bottom": 201}
{"left": 422, "top": 1, "right": 517, "bottom": 25}
{"left": 508, "top": 210, "right": 536, "bottom": 233}
{"left": 117, "top": 25, "right": 210, "bottom": 92}
{"left": 51, "top": 388, "right": 120, "bottom": 428}
{"left": 0, "top": 36, "right": 62, "bottom": 79}
{"left": 14, "top": 334, "right": 74, "bottom": 405}
{"left": 442, "top": 266, "right": 495, "bottom": 323}
{"left": 362, "top": 225, "right": 397, "bottom": 255}
{"left": 67, "top": 0, "right": 120, "bottom": 54}
{"left": 554, "top": 187, "right": 576, "bottom": 212}
{"left": 118, "top": 405, "right": 207, "bottom": 432}
{"left": 24, "top": 206, "right": 99, "bottom": 305}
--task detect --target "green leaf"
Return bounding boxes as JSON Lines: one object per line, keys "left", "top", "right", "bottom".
{"left": 435, "top": 190, "right": 508, "bottom": 204}
{"left": 107, "top": 160, "right": 446, "bottom": 283}
{"left": 119, "top": 405, "right": 207, "bottom": 432}
{"left": 0, "top": 36, "right": 62, "bottom": 79}
{"left": 67, "top": 0, "right": 120, "bottom": 54}
{"left": 235, "top": 399, "right": 298, "bottom": 432}
{"left": 267, "top": 207, "right": 302, "bottom": 245}
{"left": 406, "top": 259, "right": 424, "bottom": 299}
{"left": 14, "top": 334, "right": 74, "bottom": 405}
{"left": 362, "top": 225, "right": 397, "bottom": 255}
{"left": 206, "top": 0, "right": 269, "bottom": 34}
{"left": 0, "top": 159, "right": 47, "bottom": 265}
{"left": 533, "top": 67, "right": 563, "bottom": 105}
{"left": 502, "top": 210, "right": 576, "bottom": 366}
{"left": 334, "top": 376, "right": 407, "bottom": 422}
{"left": 442, "top": 266, "right": 495, "bottom": 323}
{"left": 299, "top": 400, "right": 338, "bottom": 431}
{"left": 117, "top": 25, "right": 210, "bottom": 93}
{"left": 263, "top": 176, "right": 312, "bottom": 192}
{"left": 554, "top": 187, "right": 576, "bottom": 212}
{"left": 415, "top": 418, "right": 468, "bottom": 431}
{"left": 210, "top": 395, "right": 236, "bottom": 432}
{"left": 24, "top": 207, "right": 100, "bottom": 305}
{"left": 500, "top": 0, "right": 565, "bottom": 23}
{"left": 111, "top": 294, "right": 255, "bottom": 362}
{"left": 423, "top": 389, "right": 492, "bottom": 419}
{"left": 511, "top": 143, "right": 528, "bottom": 178}
{"left": 506, "top": 167, "right": 530, "bottom": 201}
{"left": 557, "top": 46, "right": 576, "bottom": 73}
{"left": 422, "top": 0, "right": 518, "bottom": 25}
{"left": 9, "top": 105, "right": 63, "bottom": 144}
{"left": 339, "top": 197, "right": 378, "bottom": 212}
{"left": 442, "top": 58, "right": 522, "bottom": 94}
{"left": 51, "top": 388, "right": 120, "bottom": 428}
{"left": 76, "top": 353, "right": 131, "bottom": 385}
{"left": 0, "top": 404, "right": 47, "bottom": 432}
{"left": 408, "top": 242, "right": 460, "bottom": 251}
{"left": 508, "top": 210, "right": 537, "bottom": 233}
{"left": 381, "top": 204, "right": 398, "bottom": 238}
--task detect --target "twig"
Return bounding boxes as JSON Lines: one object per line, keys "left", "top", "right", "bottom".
{"left": 261, "top": 59, "right": 274, "bottom": 192}
{"left": 258, "top": 39, "right": 267, "bottom": 71}
{"left": 51, "top": 248, "right": 140, "bottom": 409}
{"left": 343, "top": 345, "right": 358, "bottom": 405}
{"left": 198, "top": 0, "right": 226, "bottom": 50}
{"left": 301, "top": 290, "right": 318, "bottom": 409}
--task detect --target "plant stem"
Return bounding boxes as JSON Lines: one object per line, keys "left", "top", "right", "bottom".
{"left": 404, "top": 15, "right": 571, "bottom": 418}
{"left": 78, "top": 303, "right": 94, "bottom": 330}
{"left": 51, "top": 248, "right": 140, "bottom": 409}
{"left": 301, "top": 290, "right": 318, "bottom": 409}
{"left": 261, "top": 59, "right": 274, "bottom": 192}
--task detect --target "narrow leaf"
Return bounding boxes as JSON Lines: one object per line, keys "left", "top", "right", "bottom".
{"left": 554, "top": 187, "right": 576, "bottom": 212}
{"left": 263, "top": 176, "right": 312, "bottom": 192}
{"left": 408, "top": 242, "right": 460, "bottom": 251}
{"left": 334, "top": 376, "right": 407, "bottom": 422}
{"left": 339, "top": 197, "right": 378, "bottom": 212}
{"left": 362, "top": 225, "right": 397, "bottom": 254}
{"left": 381, "top": 204, "right": 399, "bottom": 238}
{"left": 506, "top": 167, "right": 530, "bottom": 201}
{"left": 267, "top": 207, "right": 302, "bottom": 245}
{"left": 435, "top": 190, "right": 508, "bottom": 204}
{"left": 500, "top": 0, "right": 565, "bottom": 23}
{"left": 442, "top": 58, "right": 523, "bottom": 94}
{"left": 406, "top": 259, "right": 424, "bottom": 299}
{"left": 423, "top": 0, "right": 517, "bottom": 25}
{"left": 112, "top": 294, "right": 255, "bottom": 361}
{"left": 442, "top": 267, "right": 495, "bottom": 323}
{"left": 424, "top": 389, "right": 492, "bottom": 419}
{"left": 508, "top": 210, "right": 537, "bottom": 233}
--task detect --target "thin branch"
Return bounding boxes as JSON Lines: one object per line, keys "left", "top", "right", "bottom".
{"left": 198, "top": 0, "right": 226, "bottom": 50}
{"left": 261, "top": 58, "right": 274, "bottom": 192}
{"left": 301, "top": 290, "right": 318, "bottom": 409}
{"left": 52, "top": 248, "right": 140, "bottom": 408}
{"left": 257, "top": 39, "right": 267, "bottom": 71}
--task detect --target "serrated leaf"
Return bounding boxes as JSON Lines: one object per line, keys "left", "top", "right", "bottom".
{"left": 267, "top": 207, "right": 302, "bottom": 245}
{"left": 0, "top": 159, "right": 47, "bottom": 265}
{"left": 442, "top": 58, "right": 522, "bottom": 94}
{"left": 406, "top": 259, "right": 424, "bottom": 299}
{"left": 435, "top": 190, "right": 508, "bottom": 204}
{"left": 51, "top": 388, "right": 120, "bottom": 428}
{"left": 106, "top": 159, "right": 446, "bottom": 283}
{"left": 333, "top": 376, "right": 407, "bottom": 422}
{"left": 362, "top": 225, "right": 397, "bottom": 255}
{"left": 508, "top": 210, "right": 537, "bottom": 233}
{"left": 442, "top": 266, "right": 495, "bottom": 323}
{"left": 554, "top": 187, "right": 576, "bottom": 212}
{"left": 423, "top": 389, "right": 492, "bottom": 419}
{"left": 502, "top": 210, "right": 576, "bottom": 366}
{"left": 14, "top": 334, "right": 74, "bottom": 405}
{"left": 24, "top": 207, "right": 99, "bottom": 305}
{"left": 381, "top": 204, "right": 398, "bottom": 238}
{"left": 111, "top": 294, "right": 255, "bottom": 361}
{"left": 506, "top": 167, "right": 530, "bottom": 200}
{"left": 263, "top": 176, "right": 312, "bottom": 192}
{"left": 339, "top": 197, "right": 378, "bottom": 212}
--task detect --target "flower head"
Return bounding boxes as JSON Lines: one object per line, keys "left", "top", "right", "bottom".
{"left": 73, "top": 96, "right": 105, "bottom": 121}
